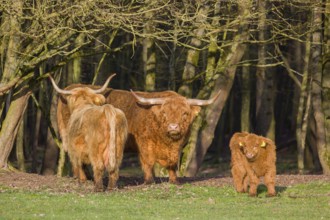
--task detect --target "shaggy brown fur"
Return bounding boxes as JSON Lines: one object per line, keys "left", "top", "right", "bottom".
{"left": 58, "top": 87, "right": 106, "bottom": 152}
{"left": 54, "top": 85, "right": 127, "bottom": 192}
{"left": 107, "top": 90, "right": 200, "bottom": 184}
{"left": 56, "top": 84, "right": 106, "bottom": 152}
{"left": 229, "top": 132, "right": 276, "bottom": 197}
{"left": 58, "top": 86, "right": 220, "bottom": 184}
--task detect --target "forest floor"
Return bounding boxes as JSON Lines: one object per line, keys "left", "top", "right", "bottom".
{"left": 0, "top": 169, "right": 330, "bottom": 194}
{"left": 1, "top": 149, "right": 330, "bottom": 194}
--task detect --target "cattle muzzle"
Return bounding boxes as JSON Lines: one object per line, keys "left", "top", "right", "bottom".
{"left": 245, "top": 152, "right": 257, "bottom": 161}
{"left": 167, "top": 123, "right": 182, "bottom": 140}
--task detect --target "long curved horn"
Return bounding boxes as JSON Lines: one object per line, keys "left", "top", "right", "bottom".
{"left": 49, "top": 76, "right": 73, "bottom": 95}
{"left": 187, "top": 90, "right": 221, "bottom": 106}
{"left": 92, "top": 73, "right": 116, "bottom": 94}
{"left": 130, "top": 89, "right": 165, "bottom": 105}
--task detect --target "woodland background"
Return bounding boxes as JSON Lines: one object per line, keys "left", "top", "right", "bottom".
{"left": 0, "top": 0, "right": 329, "bottom": 178}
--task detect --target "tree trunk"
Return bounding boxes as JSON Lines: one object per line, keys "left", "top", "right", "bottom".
{"left": 321, "top": 0, "right": 330, "bottom": 173}
{"left": 41, "top": 89, "right": 59, "bottom": 175}
{"left": 178, "top": 3, "right": 209, "bottom": 97}
{"left": 73, "top": 34, "right": 84, "bottom": 83}
{"left": 310, "top": 4, "right": 330, "bottom": 174}
{"left": 0, "top": 0, "right": 29, "bottom": 170}
{"left": 143, "top": 37, "right": 156, "bottom": 91}
{"left": 0, "top": 12, "right": 10, "bottom": 117}
{"left": 16, "top": 115, "right": 26, "bottom": 172}
{"left": 241, "top": 52, "right": 251, "bottom": 132}
{"left": 255, "top": 0, "right": 276, "bottom": 140}
{"left": 0, "top": 1, "right": 22, "bottom": 116}
{"left": 31, "top": 93, "right": 43, "bottom": 173}
{"left": 143, "top": 3, "right": 156, "bottom": 92}
{"left": 290, "top": 41, "right": 303, "bottom": 134}
{"left": 0, "top": 89, "right": 31, "bottom": 169}
{"left": 169, "top": 20, "right": 178, "bottom": 90}
{"left": 182, "top": 0, "right": 252, "bottom": 176}
{"left": 205, "top": 1, "right": 221, "bottom": 84}
{"left": 296, "top": 33, "right": 312, "bottom": 173}
{"left": 307, "top": 117, "right": 322, "bottom": 172}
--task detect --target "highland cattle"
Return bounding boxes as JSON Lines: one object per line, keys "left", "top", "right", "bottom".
{"left": 106, "top": 89, "right": 221, "bottom": 184}
{"left": 57, "top": 81, "right": 221, "bottom": 184}
{"left": 229, "top": 132, "right": 277, "bottom": 197}
{"left": 50, "top": 75, "right": 127, "bottom": 191}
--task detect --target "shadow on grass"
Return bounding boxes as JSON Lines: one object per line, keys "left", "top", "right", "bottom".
{"left": 113, "top": 175, "right": 233, "bottom": 189}
{"left": 257, "top": 184, "right": 287, "bottom": 196}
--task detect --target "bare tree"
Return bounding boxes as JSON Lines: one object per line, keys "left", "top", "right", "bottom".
{"left": 178, "top": 1, "right": 210, "bottom": 97}
{"left": 255, "top": 0, "right": 276, "bottom": 140}
{"left": 323, "top": 0, "right": 330, "bottom": 173}
{"left": 310, "top": 2, "right": 330, "bottom": 174}
{"left": 182, "top": 0, "right": 254, "bottom": 176}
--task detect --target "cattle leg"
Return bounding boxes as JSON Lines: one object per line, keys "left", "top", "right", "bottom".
{"left": 140, "top": 158, "right": 154, "bottom": 184}
{"left": 75, "top": 160, "right": 87, "bottom": 183}
{"left": 168, "top": 167, "right": 179, "bottom": 184}
{"left": 108, "top": 170, "right": 119, "bottom": 190}
{"left": 92, "top": 163, "right": 105, "bottom": 192}
{"left": 243, "top": 175, "right": 249, "bottom": 193}
{"left": 264, "top": 171, "right": 276, "bottom": 197}
{"left": 231, "top": 165, "right": 247, "bottom": 193}
{"left": 73, "top": 165, "right": 79, "bottom": 179}
{"left": 248, "top": 174, "right": 260, "bottom": 197}
{"left": 70, "top": 156, "right": 87, "bottom": 183}
{"left": 78, "top": 167, "right": 87, "bottom": 183}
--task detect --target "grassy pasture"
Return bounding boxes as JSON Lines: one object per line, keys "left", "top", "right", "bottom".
{"left": 0, "top": 181, "right": 329, "bottom": 219}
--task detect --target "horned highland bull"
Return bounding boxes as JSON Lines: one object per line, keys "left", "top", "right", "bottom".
{"left": 50, "top": 74, "right": 127, "bottom": 191}
{"left": 106, "top": 89, "right": 221, "bottom": 184}
{"left": 229, "top": 132, "right": 277, "bottom": 197}
{"left": 57, "top": 82, "right": 220, "bottom": 184}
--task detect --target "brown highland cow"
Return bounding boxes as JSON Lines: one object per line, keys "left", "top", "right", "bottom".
{"left": 50, "top": 74, "right": 127, "bottom": 191}
{"left": 229, "top": 132, "right": 276, "bottom": 197}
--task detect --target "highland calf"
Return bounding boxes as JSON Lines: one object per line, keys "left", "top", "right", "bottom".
{"left": 229, "top": 132, "right": 276, "bottom": 197}
{"left": 50, "top": 75, "right": 127, "bottom": 191}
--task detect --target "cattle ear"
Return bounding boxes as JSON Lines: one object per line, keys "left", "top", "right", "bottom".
{"left": 59, "top": 94, "right": 69, "bottom": 103}
{"left": 260, "top": 140, "right": 267, "bottom": 148}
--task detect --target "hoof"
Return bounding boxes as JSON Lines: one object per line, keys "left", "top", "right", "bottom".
{"left": 266, "top": 193, "right": 276, "bottom": 197}
{"left": 144, "top": 178, "right": 155, "bottom": 185}
{"left": 94, "top": 187, "right": 104, "bottom": 192}
{"left": 248, "top": 193, "right": 257, "bottom": 197}
{"left": 169, "top": 179, "right": 180, "bottom": 185}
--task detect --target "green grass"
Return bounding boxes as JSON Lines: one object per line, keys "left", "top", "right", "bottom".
{"left": 1, "top": 182, "right": 330, "bottom": 220}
